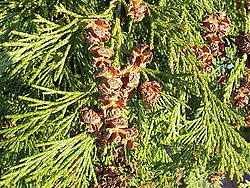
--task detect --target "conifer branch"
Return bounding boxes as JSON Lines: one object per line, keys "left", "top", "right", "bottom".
{"left": 0, "top": 133, "right": 96, "bottom": 187}
{"left": 0, "top": 85, "right": 95, "bottom": 152}
{"left": 1, "top": 0, "right": 250, "bottom": 187}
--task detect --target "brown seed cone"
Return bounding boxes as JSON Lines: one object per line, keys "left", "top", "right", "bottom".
{"left": 106, "top": 78, "right": 123, "bottom": 90}
{"left": 194, "top": 46, "right": 215, "bottom": 62}
{"left": 85, "top": 29, "right": 110, "bottom": 44}
{"left": 100, "top": 92, "right": 127, "bottom": 116}
{"left": 202, "top": 12, "right": 230, "bottom": 36}
{"left": 131, "top": 44, "right": 153, "bottom": 68}
{"left": 97, "top": 78, "right": 123, "bottom": 95}
{"left": 84, "top": 19, "right": 111, "bottom": 44}
{"left": 101, "top": 103, "right": 127, "bottom": 117}
{"left": 109, "top": 108, "right": 123, "bottom": 118}
{"left": 122, "top": 67, "right": 141, "bottom": 91}
{"left": 85, "top": 19, "right": 111, "bottom": 30}
{"left": 85, "top": 122, "right": 103, "bottom": 133}
{"left": 127, "top": 0, "right": 148, "bottom": 22}
{"left": 80, "top": 108, "right": 103, "bottom": 132}
{"left": 121, "top": 127, "right": 140, "bottom": 149}
{"left": 97, "top": 82, "right": 115, "bottom": 95}
{"left": 208, "top": 172, "right": 226, "bottom": 184}
{"left": 85, "top": 32, "right": 101, "bottom": 45}
{"left": 98, "top": 91, "right": 128, "bottom": 104}
{"left": 95, "top": 165, "right": 127, "bottom": 188}
{"left": 193, "top": 46, "right": 215, "bottom": 71}
{"left": 202, "top": 14, "right": 220, "bottom": 33}
{"left": 140, "top": 81, "right": 162, "bottom": 104}
{"left": 218, "top": 18, "right": 230, "bottom": 38}
{"left": 125, "top": 127, "right": 140, "bottom": 139}
{"left": 235, "top": 32, "right": 250, "bottom": 54}
{"left": 231, "top": 87, "right": 250, "bottom": 108}
{"left": 121, "top": 65, "right": 141, "bottom": 89}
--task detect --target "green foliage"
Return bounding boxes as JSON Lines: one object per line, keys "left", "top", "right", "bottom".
{"left": 0, "top": 132, "right": 96, "bottom": 188}
{"left": 0, "top": 0, "right": 249, "bottom": 187}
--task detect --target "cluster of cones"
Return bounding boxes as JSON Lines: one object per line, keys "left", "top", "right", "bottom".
{"left": 82, "top": 19, "right": 162, "bottom": 187}
{"left": 81, "top": 43, "right": 156, "bottom": 149}
{"left": 127, "top": 0, "right": 148, "bottom": 22}
{"left": 233, "top": 32, "right": 250, "bottom": 127}
{"left": 193, "top": 12, "right": 230, "bottom": 72}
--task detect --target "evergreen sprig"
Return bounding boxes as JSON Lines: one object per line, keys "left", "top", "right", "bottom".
{"left": 1, "top": 0, "right": 249, "bottom": 187}
{"left": 0, "top": 132, "right": 96, "bottom": 188}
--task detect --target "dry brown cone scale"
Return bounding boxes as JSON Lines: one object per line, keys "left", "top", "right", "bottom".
{"left": 121, "top": 65, "right": 141, "bottom": 92}
{"left": 96, "top": 66, "right": 121, "bottom": 80}
{"left": 121, "top": 127, "right": 140, "bottom": 149}
{"left": 90, "top": 46, "right": 114, "bottom": 69}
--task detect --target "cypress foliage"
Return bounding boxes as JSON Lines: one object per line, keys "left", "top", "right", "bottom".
{"left": 0, "top": 0, "right": 250, "bottom": 187}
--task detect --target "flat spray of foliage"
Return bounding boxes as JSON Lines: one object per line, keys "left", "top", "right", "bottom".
{"left": 0, "top": 0, "right": 249, "bottom": 187}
